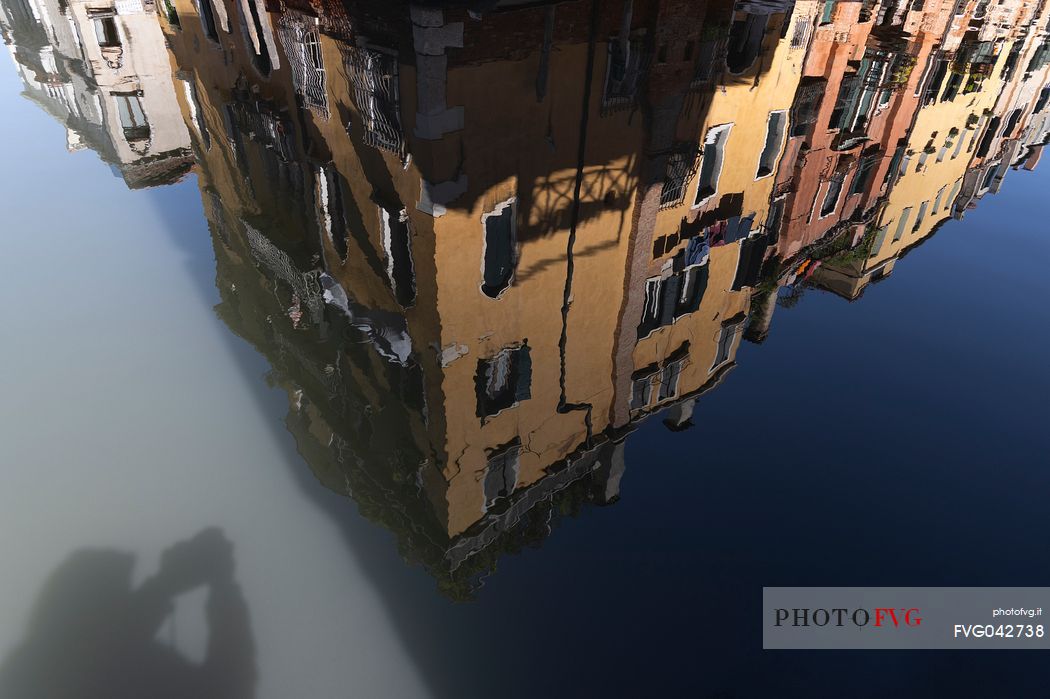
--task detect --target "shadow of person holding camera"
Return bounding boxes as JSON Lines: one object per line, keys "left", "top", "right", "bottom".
{"left": 0, "top": 528, "right": 255, "bottom": 699}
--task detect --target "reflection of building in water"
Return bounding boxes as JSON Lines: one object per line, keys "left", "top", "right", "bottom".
{"left": 811, "top": 0, "right": 1050, "bottom": 299}
{"left": 156, "top": 0, "right": 818, "bottom": 594}
{"left": 0, "top": 0, "right": 192, "bottom": 186}
{"left": 6, "top": 0, "right": 1046, "bottom": 594}
{"left": 156, "top": 0, "right": 1050, "bottom": 593}
{"left": 955, "top": 16, "right": 1050, "bottom": 214}
{"left": 770, "top": 0, "right": 968, "bottom": 262}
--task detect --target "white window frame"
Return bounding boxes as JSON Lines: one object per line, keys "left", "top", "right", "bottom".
{"left": 755, "top": 110, "right": 788, "bottom": 180}
{"left": 692, "top": 123, "right": 733, "bottom": 209}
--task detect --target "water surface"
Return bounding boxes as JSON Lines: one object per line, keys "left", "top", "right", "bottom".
{"left": 1, "top": 0, "right": 1049, "bottom": 696}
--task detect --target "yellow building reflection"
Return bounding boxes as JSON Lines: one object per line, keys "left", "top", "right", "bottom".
{"left": 4, "top": 0, "right": 1048, "bottom": 597}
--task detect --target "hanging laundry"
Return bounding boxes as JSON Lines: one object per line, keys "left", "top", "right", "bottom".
{"left": 685, "top": 236, "right": 710, "bottom": 267}
{"left": 708, "top": 220, "right": 727, "bottom": 247}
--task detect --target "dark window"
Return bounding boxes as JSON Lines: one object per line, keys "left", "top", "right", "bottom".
{"left": 604, "top": 37, "right": 647, "bottom": 108}
{"left": 732, "top": 233, "right": 770, "bottom": 291}
{"left": 661, "top": 144, "right": 698, "bottom": 207}
{"left": 692, "top": 38, "right": 724, "bottom": 85}
{"left": 676, "top": 263, "right": 708, "bottom": 316}
{"left": 658, "top": 360, "right": 683, "bottom": 400}
{"left": 639, "top": 277, "right": 664, "bottom": 339}
{"left": 727, "top": 13, "right": 768, "bottom": 74}
{"left": 714, "top": 323, "right": 740, "bottom": 367}
{"left": 694, "top": 124, "right": 732, "bottom": 206}
{"left": 820, "top": 171, "right": 845, "bottom": 217}
{"left": 482, "top": 200, "right": 516, "bottom": 298}
{"left": 317, "top": 167, "right": 347, "bottom": 260}
{"left": 1035, "top": 86, "right": 1050, "bottom": 114}
{"left": 850, "top": 154, "right": 878, "bottom": 195}
{"left": 475, "top": 344, "right": 532, "bottom": 418}
{"left": 829, "top": 73, "right": 861, "bottom": 131}
{"left": 922, "top": 58, "right": 948, "bottom": 105}
{"left": 757, "top": 111, "right": 786, "bottom": 178}
{"left": 244, "top": 0, "right": 271, "bottom": 75}
{"left": 196, "top": 0, "right": 219, "bottom": 41}
{"left": 630, "top": 373, "right": 654, "bottom": 410}
{"left": 381, "top": 206, "right": 416, "bottom": 307}
{"left": 483, "top": 442, "right": 521, "bottom": 509}
{"left": 93, "top": 16, "right": 120, "bottom": 47}
{"left": 912, "top": 200, "right": 929, "bottom": 232}
{"left": 892, "top": 208, "right": 911, "bottom": 241}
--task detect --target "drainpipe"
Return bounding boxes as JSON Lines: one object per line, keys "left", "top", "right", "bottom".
{"left": 556, "top": 0, "right": 601, "bottom": 444}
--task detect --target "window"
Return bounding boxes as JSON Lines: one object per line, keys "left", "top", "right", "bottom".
{"left": 691, "top": 38, "right": 724, "bottom": 85}
{"left": 475, "top": 344, "right": 532, "bottom": 418}
{"left": 914, "top": 54, "right": 937, "bottom": 97}
{"left": 604, "top": 37, "right": 647, "bottom": 107}
{"left": 639, "top": 253, "right": 709, "bottom": 338}
{"left": 195, "top": 0, "right": 219, "bottom": 41}
{"left": 981, "top": 166, "right": 997, "bottom": 192}
{"left": 713, "top": 323, "right": 739, "bottom": 368}
{"left": 180, "top": 78, "right": 210, "bottom": 150}
{"left": 693, "top": 124, "right": 732, "bottom": 207}
{"left": 661, "top": 144, "right": 698, "bottom": 207}
{"left": 948, "top": 179, "right": 962, "bottom": 207}
{"left": 1035, "top": 86, "right": 1050, "bottom": 114}
{"left": 659, "top": 359, "right": 683, "bottom": 400}
{"left": 1002, "top": 108, "right": 1023, "bottom": 138}
{"left": 892, "top": 207, "right": 912, "bottom": 242}
{"left": 92, "top": 15, "right": 120, "bottom": 47}
{"left": 756, "top": 111, "right": 787, "bottom": 178}
{"left": 346, "top": 47, "right": 403, "bottom": 153}
{"left": 279, "top": 16, "right": 328, "bottom": 118}
{"left": 675, "top": 263, "right": 708, "bottom": 317}
{"left": 242, "top": 0, "right": 272, "bottom": 74}
{"left": 850, "top": 154, "right": 877, "bottom": 196}
{"left": 483, "top": 443, "right": 521, "bottom": 510}
{"left": 941, "top": 71, "right": 963, "bottom": 102}
{"left": 162, "top": 0, "right": 180, "bottom": 28}
{"left": 381, "top": 206, "right": 416, "bottom": 307}
{"left": 726, "top": 13, "right": 768, "bottom": 74}
{"left": 968, "top": 115, "right": 986, "bottom": 153}
{"left": 481, "top": 198, "right": 516, "bottom": 298}
{"left": 639, "top": 277, "right": 664, "bottom": 338}
{"left": 820, "top": 0, "right": 835, "bottom": 25}
{"left": 933, "top": 185, "right": 946, "bottom": 213}
{"left": 886, "top": 144, "right": 905, "bottom": 186}
{"left": 899, "top": 153, "right": 911, "bottom": 177}
{"left": 317, "top": 167, "right": 348, "bottom": 260}
{"left": 790, "top": 15, "right": 811, "bottom": 50}
{"left": 912, "top": 200, "right": 928, "bottom": 232}
{"left": 922, "top": 59, "right": 948, "bottom": 105}
{"left": 975, "top": 116, "right": 1000, "bottom": 158}
{"left": 829, "top": 73, "right": 860, "bottom": 131}
{"left": 819, "top": 172, "right": 845, "bottom": 218}
{"left": 869, "top": 225, "right": 889, "bottom": 257}
{"left": 113, "top": 92, "right": 149, "bottom": 143}
{"left": 631, "top": 373, "right": 654, "bottom": 410}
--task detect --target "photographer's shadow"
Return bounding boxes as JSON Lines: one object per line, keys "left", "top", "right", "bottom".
{"left": 0, "top": 528, "right": 255, "bottom": 699}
